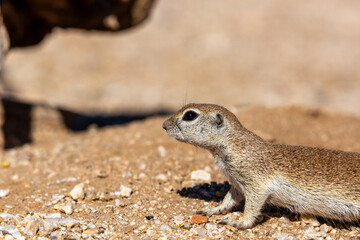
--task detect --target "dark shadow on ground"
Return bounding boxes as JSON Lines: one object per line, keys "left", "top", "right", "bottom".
{"left": 1, "top": 98, "right": 172, "bottom": 149}
{"left": 59, "top": 108, "right": 171, "bottom": 131}
{"left": 178, "top": 182, "right": 360, "bottom": 229}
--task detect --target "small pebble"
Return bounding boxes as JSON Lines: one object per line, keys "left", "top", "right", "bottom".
{"left": 305, "top": 217, "right": 320, "bottom": 227}
{"left": 274, "top": 232, "right": 289, "bottom": 240}
{"left": 155, "top": 173, "right": 168, "bottom": 182}
{"left": 304, "top": 228, "right": 326, "bottom": 239}
{"left": 10, "top": 174, "right": 19, "bottom": 181}
{"left": 190, "top": 215, "right": 208, "bottom": 225}
{"left": 119, "top": 185, "right": 132, "bottom": 197}
{"left": 69, "top": 183, "right": 85, "bottom": 201}
{"left": 0, "top": 225, "right": 23, "bottom": 240}
{"left": 157, "top": 146, "right": 167, "bottom": 157}
{"left": 320, "top": 224, "right": 332, "bottom": 233}
{"left": 0, "top": 189, "right": 10, "bottom": 198}
{"left": 95, "top": 170, "right": 109, "bottom": 178}
{"left": 173, "top": 215, "right": 184, "bottom": 225}
{"left": 115, "top": 199, "right": 121, "bottom": 207}
{"left": 54, "top": 203, "right": 74, "bottom": 215}
{"left": 159, "top": 224, "right": 170, "bottom": 231}
{"left": 45, "top": 213, "right": 62, "bottom": 218}
{"left": 205, "top": 223, "right": 217, "bottom": 231}
{"left": 52, "top": 193, "right": 65, "bottom": 204}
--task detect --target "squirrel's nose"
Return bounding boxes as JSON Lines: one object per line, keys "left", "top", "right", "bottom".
{"left": 162, "top": 121, "right": 168, "bottom": 130}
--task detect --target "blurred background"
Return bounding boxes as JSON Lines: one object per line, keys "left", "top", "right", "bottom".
{"left": 0, "top": 0, "right": 360, "bottom": 147}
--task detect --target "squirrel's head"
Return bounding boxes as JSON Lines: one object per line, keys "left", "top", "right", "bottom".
{"left": 162, "top": 103, "right": 242, "bottom": 149}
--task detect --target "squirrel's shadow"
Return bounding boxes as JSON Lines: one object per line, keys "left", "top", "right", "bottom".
{"left": 178, "top": 181, "right": 360, "bottom": 229}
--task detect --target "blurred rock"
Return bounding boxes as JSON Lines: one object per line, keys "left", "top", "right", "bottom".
{"left": 95, "top": 170, "right": 109, "bottom": 178}
{"left": 54, "top": 203, "right": 74, "bottom": 215}
{"left": 155, "top": 173, "right": 168, "bottom": 182}
{"left": 0, "top": 189, "right": 10, "bottom": 198}
{"left": 191, "top": 170, "right": 211, "bottom": 182}
{"left": 274, "top": 232, "right": 289, "bottom": 240}
{"left": 159, "top": 224, "right": 170, "bottom": 231}
{"left": 24, "top": 219, "right": 39, "bottom": 236}
{"left": 157, "top": 146, "right": 167, "bottom": 157}
{"left": 0, "top": 225, "right": 24, "bottom": 240}
{"left": 173, "top": 215, "right": 184, "bottom": 225}
{"left": 119, "top": 185, "right": 132, "bottom": 197}
{"left": 52, "top": 193, "right": 65, "bottom": 204}
{"left": 69, "top": 183, "right": 85, "bottom": 201}
{"left": 319, "top": 224, "right": 332, "bottom": 233}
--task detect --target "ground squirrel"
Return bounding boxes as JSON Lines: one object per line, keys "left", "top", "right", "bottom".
{"left": 162, "top": 103, "right": 360, "bottom": 229}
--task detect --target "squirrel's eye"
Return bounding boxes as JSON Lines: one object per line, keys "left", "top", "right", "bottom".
{"left": 182, "top": 111, "right": 198, "bottom": 121}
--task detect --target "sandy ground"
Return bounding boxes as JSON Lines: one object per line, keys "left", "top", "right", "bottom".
{"left": 0, "top": 105, "right": 359, "bottom": 239}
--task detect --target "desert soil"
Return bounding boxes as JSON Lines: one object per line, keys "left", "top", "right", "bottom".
{"left": 0, "top": 105, "right": 359, "bottom": 239}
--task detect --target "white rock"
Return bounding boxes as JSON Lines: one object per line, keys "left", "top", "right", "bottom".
{"left": 37, "top": 237, "right": 49, "bottom": 240}
{"left": 304, "top": 228, "right": 326, "bottom": 239}
{"left": 0, "top": 189, "right": 10, "bottom": 198}
{"left": 204, "top": 166, "right": 212, "bottom": 172}
{"left": 54, "top": 203, "right": 74, "bottom": 215}
{"left": 205, "top": 223, "right": 217, "bottom": 231}
{"left": 146, "top": 229, "right": 154, "bottom": 236}
{"left": 69, "top": 183, "right": 85, "bottom": 201}
{"left": 157, "top": 146, "right": 167, "bottom": 157}
{"left": 52, "top": 193, "right": 65, "bottom": 204}
{"left": 119, "top": 185, "right": 132, "bottom": 197}
{"left": 10, "top": 175, "right": 19, "bottom": 182}
{"left": 139, "top": 163, "right": 146, "bottom": 170}
{"left": 173, "top": 215, "right": 184, "bottom": 225}
{"left": 274, "top": 232, "right": 289, "bottom": 240}
{"left": 305, "top": 218, "right": 320, "bottom": 227}
{"left": 320, "top": 223, "right": 332, "bottom": 233}
{"left": 155, "top": 174, "right": 168, "bottom": 182}
{"left": 24, "top": 219, "right": 39, "bottom": 236}
{"left": 0, "top": 213, "right": 14, "bottom": 219}
{"left": 45, "top": 213, "right": 62, "bottom": 219}
{"left": 191, "top": 170, "right": 211, "bottom": 182}
{"left": 4, "top": 235, "right": 15, "bottom": 240}
{"left": 0, "top": 225, "right": 24, "bottom": 240}
{"left": 159, "top": 224, "right": 170, "bottom": 231}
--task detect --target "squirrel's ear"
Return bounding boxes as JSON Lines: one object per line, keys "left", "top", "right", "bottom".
{"left": 215, "top": 113, "right": 224, "bottom": 126}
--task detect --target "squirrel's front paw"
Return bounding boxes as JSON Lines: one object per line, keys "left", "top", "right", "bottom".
{"left": 196, "top": 207, "right": 224, "bottom": 217}
{"left": 218, "top": 219, "right": 253, "bottom": 229}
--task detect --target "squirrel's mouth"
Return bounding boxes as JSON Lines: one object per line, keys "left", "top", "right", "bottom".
{"left": 165, "top": 122, "right": 185, "bottom": 142}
